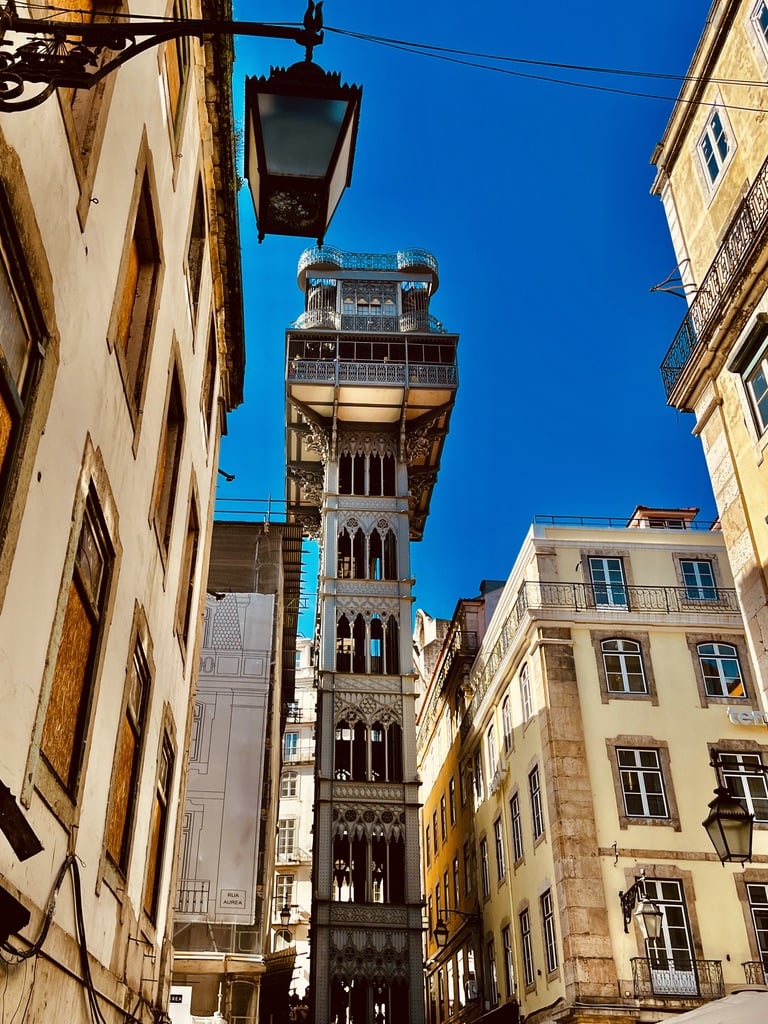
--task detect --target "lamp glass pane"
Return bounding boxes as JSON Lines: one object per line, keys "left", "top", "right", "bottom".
{"left": 257, "top": 95, "right": 349, "bottom": 178}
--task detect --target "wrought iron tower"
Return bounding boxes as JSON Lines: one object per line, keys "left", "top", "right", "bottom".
{"left": 285, "top": 246, "right": 459, "bottom": 1024}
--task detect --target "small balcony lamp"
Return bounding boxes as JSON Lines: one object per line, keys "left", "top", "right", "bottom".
{"left": 280, "top": 903, "right": 293, "bottom": 928}
{"left": 619, "top": 874, "right": 663, "bottom": 940}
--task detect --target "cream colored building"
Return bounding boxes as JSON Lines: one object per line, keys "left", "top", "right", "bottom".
{"left": 0, "top": 3, "right": 243, "bottom": 1021}
{"left": 652, "top": 0, "right": 768, "bottom": 698}
{"left": 420, "top": 508, "right": 768, "bottom": 1024}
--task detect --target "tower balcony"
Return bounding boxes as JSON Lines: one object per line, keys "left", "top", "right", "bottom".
{"left": 297, "top": 246, "right": 440, "bottom": 292}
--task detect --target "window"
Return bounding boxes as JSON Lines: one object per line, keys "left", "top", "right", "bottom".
{"left": 487, "top": 724, "right": 497, "bottom": 775}
{"left": 176, "top": 496, "right": 200, "bottom": 649}
{"left": 494, "top": 817, "right": 505, "bottom": 882}
{"left": 720, "top": 752, "right": 768, "bottom": 820}
{"left": 433, "top": 810, "right": 439, "bottom": 854}
{"left": 589, "top": 556, "right": 627, "bottom": 608}
{"left": 502, "top": 925, "right": 515, "bottom": 998}
{"left": 502, "top": 695, "right": 513, "bottom": 752}
{"left": 753, "top": 0, "right": 768, "bottom": 52}
{"left": 474, "top": 750, "right": 484, "bottom": 805}
{"left": 699, "top": 108, "right": 731, "bottom": 185}
{"left": 698, "top": 642, "right": 745, "bottom": 697}
{"left": 153, "top": 364, "right": 185, "bottom": 554}
{"left": 425, "top": 825, "right": 431, "bottom": 866}
{"left": 463, "top": 840, "right": 472, "bottom": 896}
{"left": 144, "top": 733, "right": 175, "bottom": 920}
{"left": 643, "top": 879, "right": 697, "bottom": 995}
{"left": 284, "top": 732, "right": 299, "bottom": 762}
{"left": 529, "top": 766, "right": 544, "bottom": 840}
{"left": 186, "top": 179, "right": 206, "bottom": 320}
{"left": 201, "top": 320, "right": 218, "bottom": 444}
{"left": 601, "top": 638, "right": 647, "bottom": 694}
{"left": 449, "top": 776, "right": 456, "bottom": 826}
{"left": 113, "top": 174, "right": 160, "bottom": 419}
{"left": 277, "top": 819, "right": 297, "bottom": 859}
{"left": 440, "top": 793, "right": 448, "bottom": 842}
{"left": 680, "top": 559, "right": 717, "bottom": 601}
{"left": 510, "top": 793, "right": 524, "bottom": 862}
{"left": 617, "top": 748, "right": 669, "bottom": 818}
{"left": 165, "top": 0, "right": 191, "bottom": 137}
{"left": 452, "top": 856, "right": 460, "bottom": 906}
{"left": 0, "top": 192, "right": 45, "bottom": 518}
{"left": 480, "top": 838, "right": 490, "bottom": 898}
{"left": 275, "top": 873, "right": 295, "bottom": 909}
{"left": 105, "top": 632, "right": 150, "bottom": 874}
{"left": 541, "top": 890, "right": 559, "bottom": 973}
{"left": 280, "top": 771, "right": 298, "bottom": 798}
{"left": 444, "top": 870, "right": 450, "bottom": 913}
{"left": 745, "top": 348, "right": 768, "bottom": 433}
{"left": 520, "top": 908, "right": 534, "bottom": 987}
{"left": 40, "top": 489, "right": 113, "bottom": 796}
{"left": 747, "top": 883, "right": 768, "bottom": 969}
{"left": 520, "top": 664, "right": 533, "bottom": 723}
{"left": 486, "top": 939, "right": 499, "bottom": 1007}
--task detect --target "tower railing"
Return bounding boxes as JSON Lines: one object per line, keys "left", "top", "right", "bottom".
{"left": 288, "top": 359, "right": 458, "bottom": 387}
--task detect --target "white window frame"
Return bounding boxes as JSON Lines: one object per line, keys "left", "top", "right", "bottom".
{"left": 680, "top": 559, "right": 718, "bottom": 602}
{"left": 601, "top": 638, "right": 647, "bottom": 694}
{"left": 751, "top": 0, "right": 768, "bottom": 59}
{"left": 720, "top": 752, "right": 768, "bottom": 821}
{"left": 277, "top": 818, "right": 296, "bottom": 858}
{"left": 510, "top": 793, "right": 524, "bottom": 862}
{"left": 502, "top": 695, "right": 513, "bottom": 752}
{"left": 529, "top": 765, "right": 544, "bottom": 839}
{"left": 747, "top": 882, "right": 768, "bottom": 971}
{"left": 541, "top": 889, "right": 559, "bottom": 973}
{"left": 520, "top": 663, "right": 534, "bottom": 723}
{"left": 744, "top": 347, "right": 768, "bottom": 435}
{"left": 698, "top": 642, "right": 746, "bottom": 698}
{"left": 697, "top": 103, "right": 734, "bottom": 190}
{"left": 617, "top": 747, "right": 670, "bottom": 818}
{"left": 589, "top": 556, "right": 628, "bottom": 608}
{"left": 280, "top": 770, "right": 298, "bottom": 798}
{"left": 283, "top": 731, "right": 299, "bottom": 762}
{"left": 480, "top": 838, "right": 490, "bottom": 898}
{"left": 494, "top": 816, "right": 505, "bottom": 881}
{"left": 520, "top": 908, "right": 534, "bottom": 987}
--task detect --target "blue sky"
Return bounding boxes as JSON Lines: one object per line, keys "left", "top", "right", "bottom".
{"left": 221, "top": 1, "right": 718, "bottom": 631}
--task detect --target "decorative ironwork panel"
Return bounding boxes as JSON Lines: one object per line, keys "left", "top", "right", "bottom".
{"left": 298, "top": 246, "right": 438, "bottom": 276}
{"left": 175, "top": 879, "right": 210, "bottom": 914}
{"left": 743, "top": 961, "right": 768, "bottom": 985}
{"left": 630, "top": 957, "right": 724, "bottom": 999}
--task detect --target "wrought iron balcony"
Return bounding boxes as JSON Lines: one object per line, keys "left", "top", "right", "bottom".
{"left": 513, "top": 580, "right": 739, "bottom": 616}
{"left": 661, "top": 153, "right": 768, "bottom": 402}
{"left": 292, "top": 310, "right": 447, "bottom": 334}
{"left": 743, "top": 961, "right": 768, "bottom": 985}
{"left": 298, "top": 245, "right": 439, "bottom": 278}
{"left": 288, "top": 359, "right": 458, "bottom": 388}
{"left": 630, "top": 956, "right": 724, "bottom": 1000}
{"left": 175, "top": 879, "right": 210, "bottom": 915}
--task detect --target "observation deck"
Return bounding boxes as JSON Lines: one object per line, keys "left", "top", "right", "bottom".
{"left": 285, "top": 248, "right": 458, "bottom": 539}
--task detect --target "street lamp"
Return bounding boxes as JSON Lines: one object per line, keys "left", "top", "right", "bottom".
{"left": 703, "top": 752, "right": 756, "bottom": 864}
{"left": 618, "top": 873, "right": 663, "bottom": 940}
{"left": 432, "top": 907, "right": 480, "bottom": 950}
{"left": 0, "top": 1, "right": 361, "bottom": 242}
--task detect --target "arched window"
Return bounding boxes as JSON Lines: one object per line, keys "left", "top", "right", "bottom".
{"left": 273, "top": 929, "right": 294, "bottom": 951}
{"left": 337, "top": 527, "right": 365, "bottom": 579}
{"left": 370, "top": 721, "right": 403, "bottom": 782}
{"left": 280, "top": 770, "right": 298, "bottom": 797}
{"left": 369, "top": 527, "right": 398, "bottom": 580}
{"left": 331, "top": 831, "right": 405, "bottom": 904}
{"left": 337, "top": 449, "right": 397, "bottom": 495}
{"left": 601, "top": 638, "right": 647, "bottom": 694}
{"left": 698, "top": 642, "right": 745, "bottom": 697}
{"left": 385, "top": 616, "right": 400, "bottom": 674}
{"left": 370, "top": 615, "right": 384, "bottom": 674}
{"left": 339, "top": 452, "right": 352, "bottom": 495}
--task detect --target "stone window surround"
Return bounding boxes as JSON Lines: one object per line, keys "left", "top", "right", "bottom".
{"left": 727, "top": 312, "right": 768, "bottom": 449}
{"left": 622, "top": 863, "right": 704, "bottom": 959}
{"left": 580, "top": 548, "right": 635, "bottom": 606}
{"left": 670, "top": 550, "right": 726, "bottom": 604}
{"left": 735, "top": 866, "right": 768, "bottom": 965}
{"left": 695, "top": 97, "right": 737, "bottom": 202}
{"left": 590, "top": 628, "right": 658, "bottom": 706}
{"left": 685, "top": 631, "right": 755, "bottom": 707}
{"left": 606, "top": 736, "right": 682, "bottom": 832}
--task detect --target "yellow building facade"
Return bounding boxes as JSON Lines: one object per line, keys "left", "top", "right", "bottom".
{"left": 652, "top": 0, "right": 768, "bottom": 698}
{"left": 419, "top": 509, "right": 768, "bottom": 1024}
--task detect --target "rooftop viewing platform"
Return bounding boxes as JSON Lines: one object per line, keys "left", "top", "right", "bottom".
{"left": 297, "top": 245, "right": 440, "bottom": 292}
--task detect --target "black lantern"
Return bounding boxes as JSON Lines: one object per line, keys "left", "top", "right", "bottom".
{"left": 433, "top": 917, "right": 449, "bottom": 950}
{"left": 280, "top": 903, "right": 292, "bottom": 928}
{"left": 634, "top": 895, "right": 664, "bottom": 942}
{"left": 245, "top": 62, "right": 362, "bottom": 244}
{"left": 703, "top": 785, "right": 754, "bottom": 864}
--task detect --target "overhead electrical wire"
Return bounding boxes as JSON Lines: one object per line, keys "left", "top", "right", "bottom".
{"left": 13, "top": 2, "right": 768, "bottom": 113}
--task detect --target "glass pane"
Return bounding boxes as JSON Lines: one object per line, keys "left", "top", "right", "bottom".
{"left": 257, "top": 94, "right": 348, "bottom": 178}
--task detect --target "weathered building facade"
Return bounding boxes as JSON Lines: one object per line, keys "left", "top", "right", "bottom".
{"left": 285, "top": 245, "right": 459, "bottom": 1024}
{"left": 0, "top": 2, "right": 243, "bottom": 1020}
{"left": 653, "top": 0, "right": 768, "bottom": 698}
{"left": 419, "top": 508, "right": 768, "bottom": 1024}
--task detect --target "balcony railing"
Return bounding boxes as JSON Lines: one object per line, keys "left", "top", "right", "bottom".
{"left": 661, "top": 153, "right": 768, "bottom": 400}
{"left": 175, "top": 879, "right": 210, "bottom": 915}
{"left": 298, "top": 245, "right": 439, "bottom": 277}
{"left": 283, "top": 742, "right": 315, "bottom": 764}
{"left": 743, "top": 961, "right": 768, "bottom": 985}
{"left": 292, "top": 310, "right": 447, "bottom": 334}
{"left": 288, "top": 359, "right": 458, "bottom": 388}
{"left": 460, "top": 578, "right": 739, "bottom": 739}
{"left": 631, "top": 956, "right": 724, "bottom": 999}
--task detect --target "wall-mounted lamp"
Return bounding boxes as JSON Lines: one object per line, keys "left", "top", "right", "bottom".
{"left": 703, "top": 752, "right": 756, "bottom": 864}
{"left": 618, "top": 872, "right": 663, "bottom": 939}
{"left": 432, "top": 907, "right": 480, "bottom": 950}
